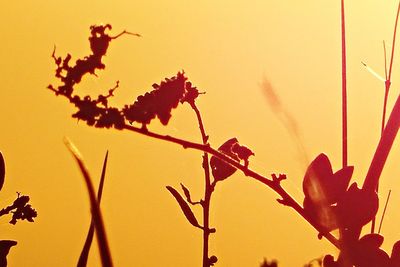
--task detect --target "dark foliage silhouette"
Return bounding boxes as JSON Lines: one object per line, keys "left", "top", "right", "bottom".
{"left": 48, "top": 20, "right": 400, "bottom": 267}
{"left": 0, "top": 152, "right": 37, "bottom": 266}
{"left": 0, "top": 240, "right": 17, "bottom": 267}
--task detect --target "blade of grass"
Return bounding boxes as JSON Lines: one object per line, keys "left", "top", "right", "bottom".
{"left": 378, "top": 190, "right": 391, "bottom": 234}
{"left": 77, "top": 151, "right": 109, "bottom": 267}
{"left": 341, "top": 0, "right": 348, "bottom": 168}
{"left": 64, "top": 138, "right": 113, "bottom": 267}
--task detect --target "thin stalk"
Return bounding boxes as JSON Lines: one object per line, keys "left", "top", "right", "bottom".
{"left": 378, "top": 190, "right": 391, "bottom": 234}
{"left": 362, "top": 93, "right": 400, "bottom": 192}
{"left": 371, "top": 1, "right": 400, "bottom": 233}
{"left": 190, "top": 102, "right": 212, "bottom": 267}
{"left": 121, "top": 123, "right": 341, "bottom": 249}
{"left": 341, "top": 0, "right": 348, "bottom": 168}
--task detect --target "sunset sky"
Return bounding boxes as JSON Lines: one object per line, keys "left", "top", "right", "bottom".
{"left": 1, "top": 1, "right": 400, "bottom": 266}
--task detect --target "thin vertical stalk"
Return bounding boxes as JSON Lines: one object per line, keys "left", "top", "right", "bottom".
{"left": 341, "top": 0, "right": 348, "bottom": 168}
{"left": 378, "top": 190, "right": 392, "bottom": 234}
{"left": 362, "top": 93, "right": 400, "bottom": 192}
{"left": 190, "top": 102, "right": 212, "bottom": 267}
{"left": 371, "top": 1, "right": 400, "bottom": 233}
{"left": 382, "top": 0, "right": 400, "bottom": 134}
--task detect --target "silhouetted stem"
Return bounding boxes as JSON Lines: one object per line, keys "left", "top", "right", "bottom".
{"left": 372, "top": 0, "right": 400, "bottom": 234}
{"left": 191, "top": 102, "right": 212, "bottom": 267}
{"left": 363, "top": 93, "right": 400, "bottom": 192}
{"left": 122, "top": 123, "right": 341, "bottom": 249}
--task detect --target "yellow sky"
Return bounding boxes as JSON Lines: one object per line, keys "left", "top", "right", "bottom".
{"left": 0, "top": 1, "right": 400, "bottom": 266}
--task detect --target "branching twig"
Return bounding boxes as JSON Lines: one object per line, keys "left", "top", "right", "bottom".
{"left": 121, "top": 123, "right": 341, "bottom": 249}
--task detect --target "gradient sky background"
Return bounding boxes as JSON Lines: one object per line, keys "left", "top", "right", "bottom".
{"left": 1, "top": 1, "right": 400, "bottom": 266}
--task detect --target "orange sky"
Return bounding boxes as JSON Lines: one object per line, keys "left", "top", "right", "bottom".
{"left": 0, "top": 1, "right": 400, "bottom": 266}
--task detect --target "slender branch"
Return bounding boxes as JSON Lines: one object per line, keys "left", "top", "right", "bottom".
{"left": 121, "top": 123, "right": 341, "bottom": 249}
{"left": 190, "top": 102, "right": 213, "bottom": 267}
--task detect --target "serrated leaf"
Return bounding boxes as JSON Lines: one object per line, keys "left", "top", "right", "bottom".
{"left": 0, "top": 152, "right": 4, "bottom": 192}
{"left": 166, "top": 186, "right": 201, "bottom": 228}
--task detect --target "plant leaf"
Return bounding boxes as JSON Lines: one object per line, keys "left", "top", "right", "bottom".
{"left": 166, "top": 186, "right": 201, "bottom": 228}
{"left": 210, "top": 138, "right": 240, "bottom": 181}
{"left": 77, "top": 151, "right": 109, "bottom": 267}
{"left": 64, "top": 138, "right": 113, "bottom": 267}
{"left": 180, "top": 183, "right": 193, "bottom": 204}
{"left": 0, "top": 151, "right": 5, "bottom": 192}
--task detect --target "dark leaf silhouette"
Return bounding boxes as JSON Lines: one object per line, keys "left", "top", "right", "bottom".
{"left": 390, "top": 240, "right": 400, "bottom": 266}
{"left": 303, "top": 153, "right": 353, "bottom": 205}
{"left": 210, "top": 138, "right": 240, "bottom": 181}
{"left": 77, "top": 151, "right": 109, "bottom": 267}
{"left": 336, "top": 183, "right": 378, "bottom": 229}
{"left": 0, "top": 240, "right": 17, "bottom": 267}
{"left": 123, "top": 72, "right": 189, "bottom": 127}
{"left": 166, "top": 186, "right": 201, "bottom": 228}
{"left": 302, "top": 153, "right": 353, "bottom": 231}
{"left": 0, "top": 152, "right": 4, "bottom": 192}
{"left": 231, "top": 143, "right": 255, "bottom": 167}
{"left": 351, "top": 234, "right": 390, "bottom": 267}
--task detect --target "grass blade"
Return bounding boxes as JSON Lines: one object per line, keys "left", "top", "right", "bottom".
{"left": 64, "top": 138, "right": 113, "bottom": 267}
{"left": 77, "top": 151, "right": 109, "bottom": 267}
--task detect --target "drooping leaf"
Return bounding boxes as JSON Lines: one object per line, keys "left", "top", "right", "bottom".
{"left": 210, "top": 138, "right": 240, "bottom": 181}
{"left": 64, "top": 138, "right": 113, "bottom": 267}
{"left": 0, "top": 240, "right": 17, "bottom": 267}
{"left": 166, "top": 186, "right": 201, "bottom": 228}
{"left": 77, "top": 151, "right": 109, "bottom": 267}
{"left": 0, "top": 152, "right": 5, "bottom": 192}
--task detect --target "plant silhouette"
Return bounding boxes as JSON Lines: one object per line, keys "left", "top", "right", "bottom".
{"left": 48, "top": 17, "right": 400, "bottom": 267}
{"left": 0, "top": 152, "right": 37, "bottom": 266}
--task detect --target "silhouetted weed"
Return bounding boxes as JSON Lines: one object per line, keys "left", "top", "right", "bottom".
{"left": 0, "top": 152, "right": 37, "bottom": 266}
{"left": 48, "top": 7, "right": 400, "bottom": 265}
